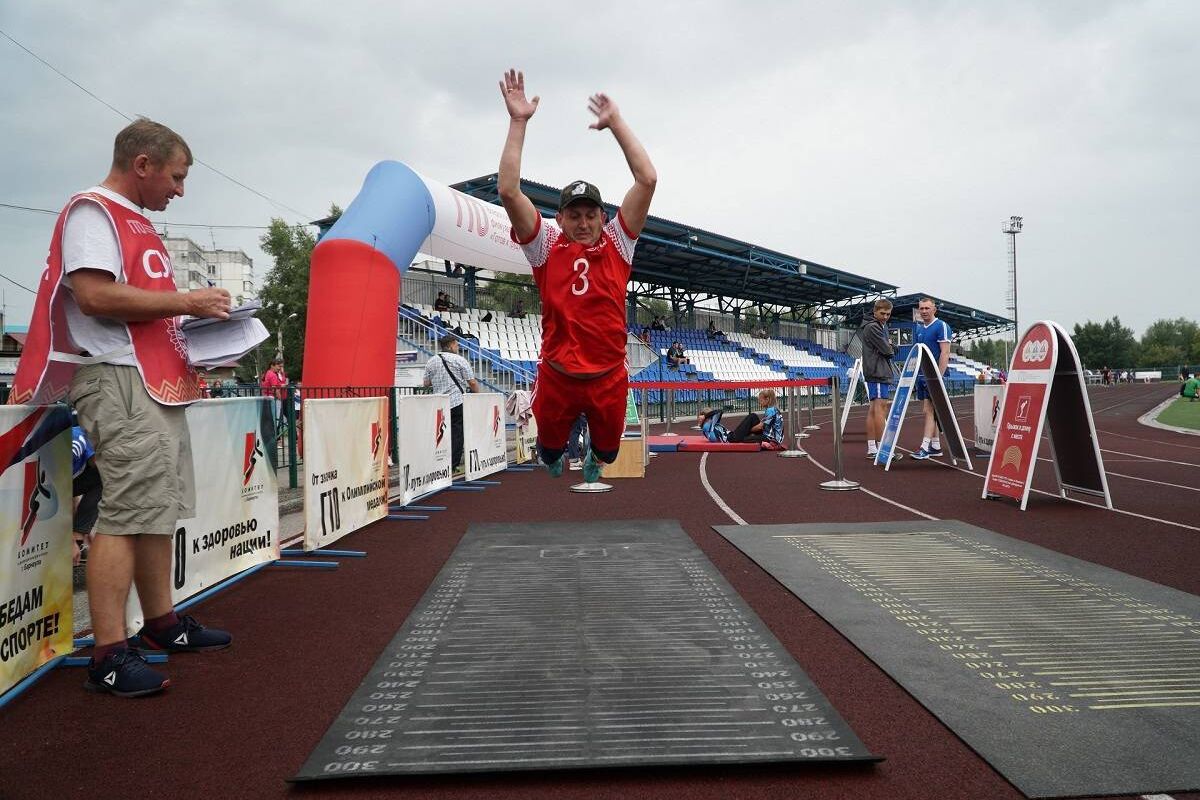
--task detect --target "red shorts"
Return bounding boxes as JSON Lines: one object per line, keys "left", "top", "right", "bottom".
{"left": 531, "top": 363, "right": 629, "bottom": 457}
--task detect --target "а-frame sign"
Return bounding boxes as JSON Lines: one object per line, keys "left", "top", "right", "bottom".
{"left": 876, "top": 343, "right": 971, "bottom": 470}
{"left": 983, "top": 320, "right": 1111, "bottom": 511}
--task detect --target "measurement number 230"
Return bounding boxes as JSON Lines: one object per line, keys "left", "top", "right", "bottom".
{"left": 571, "top": 258, "right": 590, "bottom": 296}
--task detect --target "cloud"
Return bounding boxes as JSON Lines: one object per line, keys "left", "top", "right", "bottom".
{"left": 1, "top": 0, "right": 1197, "bottom": 342}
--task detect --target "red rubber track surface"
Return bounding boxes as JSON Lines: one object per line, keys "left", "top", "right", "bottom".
{"left": 1, "top": 383, "right": 1195, "bottom": 800}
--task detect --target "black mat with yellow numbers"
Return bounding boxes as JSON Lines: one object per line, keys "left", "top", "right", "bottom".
{"left": 715, "top": 519, "right": 1200, "bottom": 799}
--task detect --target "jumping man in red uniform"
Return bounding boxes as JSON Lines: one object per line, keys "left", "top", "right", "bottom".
{"left": 497, "top": 68, "right": 658, "bottom": 483}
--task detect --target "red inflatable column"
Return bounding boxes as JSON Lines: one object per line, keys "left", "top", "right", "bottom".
{"left": 302, "top": 238, "right": 400, "bottom": 392}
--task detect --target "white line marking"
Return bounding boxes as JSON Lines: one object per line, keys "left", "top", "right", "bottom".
{"left": 803, "top": 453, "right": 939, "bottom": 521}
{"left": 698, "top": 453, "right": 748, "bottom": 526}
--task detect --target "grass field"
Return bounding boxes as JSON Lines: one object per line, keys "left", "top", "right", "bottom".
{"left": 1157, "top": 396, "right": 1200, "bottom": 430}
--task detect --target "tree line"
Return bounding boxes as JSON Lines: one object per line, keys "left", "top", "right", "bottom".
{"left": 963, "top": 317, "right": 1200, "bottom": 372}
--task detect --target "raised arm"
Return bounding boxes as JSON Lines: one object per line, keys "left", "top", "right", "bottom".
{"left": 588, "top": 93, "right": 657, "bottom": 238}
{"left": 497, "top": 69, "right": 541, "bottom": 242}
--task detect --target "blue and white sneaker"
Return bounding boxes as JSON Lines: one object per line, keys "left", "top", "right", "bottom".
{"left": 911, "top": 448, "right": 933, "bottom": 460}
{"left": 928, "top": 446, "right": 944, "bottom": 457}
{"left": 582, "top": 450, "right": 602, "bottom": 483}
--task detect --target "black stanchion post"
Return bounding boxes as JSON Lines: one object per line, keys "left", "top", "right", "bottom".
{"left": 820, "top": 375, "right": 859, "bottom": 491}
{"left": 286, "top": 384, "right": 299, "bottom": 489}
{"left": 779, "top": 382, "right": 807, "bottom": 458}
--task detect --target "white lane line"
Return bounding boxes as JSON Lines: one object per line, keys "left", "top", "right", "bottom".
{"left": 1101, "top": 427, "right": 1200, "bottom": 450}
{"left": 909, "top": 448, "right": 1200, "bottom": 533}
{"left": 803, "top": 453, "right": 939, "bottom": 521}
{"left": 698, "top": 453, "right": 748, "bottom": 526}
{"left": 1099, "top": 448, "right": 1199, "bottom": 468}
{"left": 1105, "top": 472, "right": 1200, "bottom": 494}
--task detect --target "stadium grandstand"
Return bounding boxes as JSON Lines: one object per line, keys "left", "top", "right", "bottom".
{"left": 385, "top": 176, "right": 1013, "bottom": 406}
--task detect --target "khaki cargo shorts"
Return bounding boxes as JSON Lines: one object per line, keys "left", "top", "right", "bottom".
{"left": 69, "top": 364, "right": 196, "bottom": 536}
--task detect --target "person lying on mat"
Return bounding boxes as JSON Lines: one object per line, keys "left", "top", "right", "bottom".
{"left": 700, "top": 389, "right": 784, "bottom": 447}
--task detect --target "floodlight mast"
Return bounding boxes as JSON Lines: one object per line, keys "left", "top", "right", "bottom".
{"left": 1003, "top": 216, "right": 1023, "bottom": 345}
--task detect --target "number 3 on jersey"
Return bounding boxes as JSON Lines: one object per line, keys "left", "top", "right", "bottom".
{"left": 571, "top": 257, "right": 590, "bottom": 296}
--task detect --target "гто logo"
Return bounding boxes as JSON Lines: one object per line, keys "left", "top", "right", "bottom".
{"left": 370, "top": 421, "right": 382, "bottom": 461}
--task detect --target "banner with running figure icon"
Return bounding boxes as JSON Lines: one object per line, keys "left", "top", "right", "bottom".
{"left": 126, "top": 397, "right": 281, "bottom": 633}
{"left": 303, "top": 397, "right": 390, "bottom": 551}
{"left": 463, "top": 393, "right": 507, "bottom": 482}
{"left": 396, "top": 394, "right": 452, "bottom": 505}
{"left": 0, "top": 405, "right": 74, "bottom": 696}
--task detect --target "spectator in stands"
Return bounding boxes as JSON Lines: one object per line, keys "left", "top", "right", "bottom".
{"left": 666, "top": 340, "right": 689, "bottom": 368}
{"left": 752, "top": 324, "right": 768, "bottom": 339}
{"left": 727, "top": 388, "right": 784, "bottom": 448}
{"left": 638, "top": 326, "right": 652, "bottom": 346}
{"left": 859, "top": 298, "right": 899, "bottom": 461}
{"left": 434, "top": 292, "right": 451, "bottom": 313}
{"left": 497, "top": 68, "right": 656, "bottom": 484}
{"left": 651, "top": 315, "right": 667, "bottom": 331}
{"left": 261, "top": 357, "right": 289, "bottom": 432}
{"left": 910, "top": 297, "right": 952, "bottom": 460}
{"left": 509, "top": 297, "right": 526, "bottom": 319}
{"left": 706, "top": 320, "right": 725, "bottom": 340}
{"left": 424, "top": 333, "right": 481, "bottom": 472}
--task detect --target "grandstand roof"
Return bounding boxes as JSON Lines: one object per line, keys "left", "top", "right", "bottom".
{"left": 838, "top": 293, "right": 1013, "bottom": 339}
{"left": 452, "top": 175, "right": 898, "bottom": 311}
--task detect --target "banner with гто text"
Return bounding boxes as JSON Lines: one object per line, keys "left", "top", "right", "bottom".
{"left": 463, "top": 393, "right": 508, "bottom": 482}
{"left": 125, "top": 397, "right": 281, "bottom": 632}
{"left": 303, "top": 397, "right": 390, "bottom": 551}
{"left": 396, "top": 394, "right": 452, "bottom": 505}
{"left": 0, "top": 405, "right": 73, "bottom": 696}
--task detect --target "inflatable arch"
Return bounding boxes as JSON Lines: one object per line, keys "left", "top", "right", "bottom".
{"left": 302, "top": 161, "right": 534, "bottom": 388}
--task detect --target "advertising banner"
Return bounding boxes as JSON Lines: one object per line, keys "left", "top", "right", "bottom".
{"left": 972, "top": 384, "right": 1004, "bottom": 453}
{"left": 840, "top": 359, "right": 862, "bottom": 435}
{"left": 875, "top": 348, "right": 920, "bottom": 468}
{"left": 125, "top": 397, "right": 281, "bottom": 632}
{"left": 0, "top": 405, "right": 73, "bottom": 696}
{"left": 303, "top": 397, "right": 390, "bottom": 551}
{"left": 984, "top": 321, "right": 1110, "bottom": 510}
{"left": 984, "top": 324, "right": 1056, "bottom": 507}
{"left": 514, "top": 413, "right": 538, "bottom": 465}
{"left": 396, "top": 394, "right": 453, "bottom": 505}
{"left": 463, "top": 393, "right": 507, "bottom": 482}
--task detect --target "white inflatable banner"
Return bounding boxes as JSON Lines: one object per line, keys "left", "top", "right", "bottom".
{"left": 397, "top": 394, "right": 452, "bottom": 505}
{"left": 463, "top": 393, "right": 508, "bottom": 481}
{"left": 303, "top": 397, "right": 390, "bottom": 551}
{"left": 0, "top": 406, "right": 73, "bottom": 695}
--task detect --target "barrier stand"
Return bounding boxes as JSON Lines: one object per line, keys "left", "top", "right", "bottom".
{"left": 387, "top": 514, "right": 432, "bottom": 520}
{"left": 661, "top": 389, "right": 679, "bottom": 437}
{"left": 281, "top": 548, "right": 367, "bottom": 558}
{"left": 778, "top": 384, "right": 808, "bottom": 458}
{"left": 640, "top": 388, "right": 656, "bottom": 461}
{"left": 390, "top": 504, "right": 446, "bottom": 512}
{"left": 820, "top": 376, "right": 859, "bottom": 491}
{"left": 805, "top": 386, "right": 820, "bottom": 430}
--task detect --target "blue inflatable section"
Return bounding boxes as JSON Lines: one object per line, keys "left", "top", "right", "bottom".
{"left": 320, "top": 160, "right": 435, "bottom": 274}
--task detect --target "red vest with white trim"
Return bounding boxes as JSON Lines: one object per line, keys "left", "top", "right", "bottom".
{"left": 8, "top": 191, "right": 200, "bottom": 406}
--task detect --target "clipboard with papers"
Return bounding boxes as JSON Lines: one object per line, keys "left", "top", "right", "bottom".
{"left": 180, "top": 300, "right": 271, "bottom": 368}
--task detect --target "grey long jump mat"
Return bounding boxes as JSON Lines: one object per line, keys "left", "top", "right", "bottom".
{"left": 715, "top": 520, "right": 1200, "bottom": 798}
{"left": 295, "top": 519, "right": 877, "bottom": 780}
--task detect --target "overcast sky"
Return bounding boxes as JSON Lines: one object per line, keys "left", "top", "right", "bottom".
{"left": 1, "top": 1, "right": 1196, "bottom": 339}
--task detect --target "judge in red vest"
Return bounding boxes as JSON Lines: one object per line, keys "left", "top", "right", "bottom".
{"left": 10, "top": 119, "right": 233, "bottom": 698}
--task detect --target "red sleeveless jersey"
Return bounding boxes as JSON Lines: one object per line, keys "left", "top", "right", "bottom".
{"left": 9, "top": 192, "right": 200, "bottom": 406}
{"left": 516, "top": 214, "right": 636, "bottom": 375}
